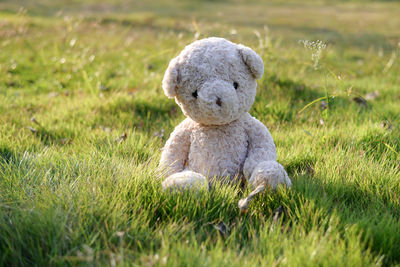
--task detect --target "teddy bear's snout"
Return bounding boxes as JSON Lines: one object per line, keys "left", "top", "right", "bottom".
{"left": 199, "top": 80, "right": 237, "bottom": 108}
{"left": 188, "top": 79, "right": 242, "bottom": 125}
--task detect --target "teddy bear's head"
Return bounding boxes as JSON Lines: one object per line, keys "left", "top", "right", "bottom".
{"left": 162, "top": 37, "right": 264, "bottom": 125}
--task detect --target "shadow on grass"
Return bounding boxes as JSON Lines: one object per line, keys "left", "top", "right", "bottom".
{"left": 253, "top": 75, "right": 324, "bottom": 123}
{"left": 95, "top": 96, "right": 178, "bottom": 131}
{"left": 0, "top": 146, "right": 16, "bottom": 164}
{"left": 28, "top": 127, "right": 74, "bottom": 146}
{"left": 269, "top": 75, "right": 323, "bottom": 102}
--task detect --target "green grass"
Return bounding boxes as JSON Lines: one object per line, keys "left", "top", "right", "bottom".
{"left": 1, "top": 0, "right": 400, "bottom": 265}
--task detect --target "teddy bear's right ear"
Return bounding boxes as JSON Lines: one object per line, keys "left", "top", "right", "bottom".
{"left": 162, "top": 57, "right": 180, "bottom": 98}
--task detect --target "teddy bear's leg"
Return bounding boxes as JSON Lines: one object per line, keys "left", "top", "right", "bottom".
{"left": 248, "top": 161, "right": 292, "bottom": 190}
{"left": 162, "top": 170, "right": 208, "bottom": 191}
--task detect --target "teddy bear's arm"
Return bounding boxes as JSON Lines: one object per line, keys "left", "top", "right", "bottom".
{"left": 243, "top": 115, "right": 277, "bottom": 178}
{"left": 243, "top": 114, "right": 291, "bottom": 189}
{"left": 159, "top": 119, "right": 192, "bottom": 177}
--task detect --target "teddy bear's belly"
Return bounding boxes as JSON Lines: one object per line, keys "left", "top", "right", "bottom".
{"left": 188, "top": 124, "right": 248, "bottom": 181}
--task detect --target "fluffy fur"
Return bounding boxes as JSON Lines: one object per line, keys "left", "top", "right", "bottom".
{"left": 159, "top": 37, "right": 291, "bottom": 190}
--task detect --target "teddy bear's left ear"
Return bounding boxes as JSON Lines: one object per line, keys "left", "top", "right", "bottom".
{"left": 162, "top": 57, "right": 180, "bottom": 98}
{"left": 238, "top": 45, "right": 264, "bottom": 79}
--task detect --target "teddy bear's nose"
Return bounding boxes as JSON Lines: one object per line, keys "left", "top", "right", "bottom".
{"left": 216, "top": 97, "right": 222, "bottom": 107}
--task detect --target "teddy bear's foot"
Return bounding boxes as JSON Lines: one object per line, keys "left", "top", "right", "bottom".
{"left": 162, "top": 170, "right": 208, "bottom": 191}
{"left": 248, "top": 161, "right": 292, "bottom": 190}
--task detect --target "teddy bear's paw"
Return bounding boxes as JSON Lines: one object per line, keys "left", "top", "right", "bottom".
{"left": 249, "top": 161, "right": 292, "bottom": 190}
{"left": 162, "top": 170, "right": 209, "bottom": 191}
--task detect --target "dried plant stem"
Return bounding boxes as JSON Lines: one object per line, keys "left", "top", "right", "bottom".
{"left": 238, "top": 184, "right": 266, "bottom": 213}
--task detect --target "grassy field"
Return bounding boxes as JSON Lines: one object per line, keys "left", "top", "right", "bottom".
{"left": 1, "top": 0, "right": 400, "bottom": 265}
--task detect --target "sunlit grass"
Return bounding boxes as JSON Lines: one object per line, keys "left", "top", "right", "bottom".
{"left": 1, "top": 0, "right": 400, "bottom": 265}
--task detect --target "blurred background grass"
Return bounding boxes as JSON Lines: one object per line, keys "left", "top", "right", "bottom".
{"left": 0, "top": 0, "right": 400, "bottom": 266}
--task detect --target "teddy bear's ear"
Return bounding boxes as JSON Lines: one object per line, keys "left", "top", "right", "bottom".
{"left": 162, "top": 57, "right": 180, "bottom": 98}
{"left": 238, "top": 45, "right": 264, "bottom": 79}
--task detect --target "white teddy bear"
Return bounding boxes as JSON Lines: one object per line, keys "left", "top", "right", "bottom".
{"left": 159, "top": 37, "right": 291, "bottom": 197}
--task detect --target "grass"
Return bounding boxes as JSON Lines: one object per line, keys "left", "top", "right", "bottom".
{"left": 0, "top": 0, "right": 400, "bottom": 265}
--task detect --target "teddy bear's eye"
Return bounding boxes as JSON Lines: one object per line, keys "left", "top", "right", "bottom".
{"left": 192, "top": 90, "right": 198, "bottom": 99}
{"left": 233, "top": 82, "right": 239, "bottom": 90}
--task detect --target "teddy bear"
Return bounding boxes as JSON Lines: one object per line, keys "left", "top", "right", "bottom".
{"left": 159, "top": 37, "right": 292, "bottom": 197}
